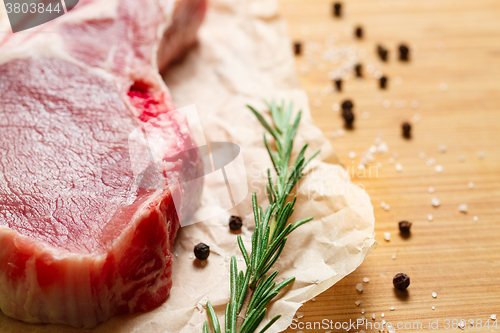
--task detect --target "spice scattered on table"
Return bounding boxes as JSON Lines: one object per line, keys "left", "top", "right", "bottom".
{"left": 194, "top": 243, "right": 210, "bottom": 260}
{"left": 491, "top": 314, "right": 497, "bottom": 321}
{"left": 384, "top": 232, "right": 391, "bottom": 241}
{"left": 355, "top": 63, "right": 363, "bottom": 77}
{"left": 377, "top": 45, "right": 388, "bottom": 61}
{"left": 372, "top": 314, "right": 376, "bottom": 320}
{"left": 393, "top": 273, "right": 410, "bottom": 290}
{"left": 399, "top": 221, "right": 412, "bottom": 233}
{"left": 478, "top": 151, "right": 485, "bottom": 159}
{"left": 402, "top": 122, "right": 411, "bottom": 138}
{"left": 379, "top": 75, "right": 388, "bottom": 89}
{"left": 334, "top": 78, "right": 342, "bottom": 91}
{"left": 333, "top": 2, "right": 342, "bottom": 17}
{"left": 363, "top": 277, "right": 370, "bottom": 283}
{"left": 356, "top": 283, "right": 364, "bottom": 292}
{"left": 432, "top": 292, "right": 437, "bottom": 298}
{"left": 342, "top": 109, "right": 355, "bottom": 128}
{"left": 355, "top": 25, "right": 363, "bottom": 39}
{"left": 458, "top": 204, "right": 468, "bottom": 213}
{"left": 432, "top": 197, "right": 441, "bottom": 207}
{"left": 432, "top": 306, "right": 436, "bottom": 310}
{"left": 439, "top": 144, "right": 447, "bottom": 153}
{"left": 473, "top": 216, "right": 478, "bottom": 222}
{"left": 293, "top": 42, "right": 302, "bottom": 55}
{"left": 428, "top": 187, "right": 435, "bottom": 193}
{"left": 395, "top": 163, "right": 403, "bottom": 172}
{"left": 355, "top": 301, "right": 361, "bottom": 306}
{"left": 342, "top": 99, "right": 353, "bottom": 110}
{"left": 348, "top": 151, "right": 356, "bottom": 159}
{"left": 468, "top": 182, "right": 474, "bottom": 188}
{"left": 435, "top": 165, "right": 443, "bottom": 173}
{"left": 229, "top": 215, "right": 243, "bottom": 230}
{"left": 390, "top": 306, "right": 395, "bottom": 311}
{"left": 428, "top": 214, "right": 433, "bottom": 221}
{"left": 399, "top": 43, "right": 410, "bottom": 61}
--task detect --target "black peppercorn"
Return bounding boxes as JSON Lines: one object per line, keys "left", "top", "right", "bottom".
{"left": 355, "top": 63, "right": 362, "bottom": 78}
{"left": 229, "top": 215, "right": 243, "bottom": 231}
{"left": 399, "top": 44, "right": 409, "bottom": 61}
{"left": 194, "top": 243, "right": 210, "bottom": 260}
{"left": 341, "top": 99, "right": 353, "bottom": 111}
{"left": 354, "top": 26, "right": 363, "bottom": 39}
{"left": 399, "top": 220, "right": 412, "bottom": 233}
{"left": 293, "top": 42, "right": 302, "bottom": 56}
{"left": 377, "top": 45, "right": 388, "bottom": 62}
{"left": 342, "top": 109, "right": 355, "bottom": 129}
{"left": 333, "top": 2, "right": 342, "bottom": 17}
{"left": 402, "top": 122, "right": 411, "bottom": 138}
{"left": 334, "top": 79, "right": 342, "bottom": 92}
{"left": 379, "top": 76, "right": 388, "bottom": 89}
{"left": 393, "top": 273, "right": 410, "bottom": 290}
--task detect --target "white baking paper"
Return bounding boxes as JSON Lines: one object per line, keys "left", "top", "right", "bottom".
{"left": 0, "top": 0, "right": 375, "bottom": 331}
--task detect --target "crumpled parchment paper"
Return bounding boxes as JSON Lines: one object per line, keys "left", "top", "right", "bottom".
{"left": 0, "top": 0, "right": 375, "bottom": 331}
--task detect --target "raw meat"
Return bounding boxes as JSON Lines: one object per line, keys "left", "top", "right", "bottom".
{"left": 0, "top": 0, "right": 206, "bottom": 328}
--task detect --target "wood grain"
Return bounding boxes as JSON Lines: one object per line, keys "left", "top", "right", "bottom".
{"left": 278, "top": 0, "right": 500, "bottom": 332}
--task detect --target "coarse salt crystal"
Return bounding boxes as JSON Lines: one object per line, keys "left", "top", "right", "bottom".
{"left": 384, "top": 204, "right": 390, "bottom": 211}
{"left": 387, "top": 324, "right": 396, "bottom": 333}
{"left": 426, "top": 158, "right": 435, "bottom": 166}
{"left": 392, "top": 253, "right": 396, "bottom": 260}
{"left": 389, "top": 157, "right": 395, "bottom": 164}
{"left": 459, "top": 319, "right": 466, "bottom": 329}
{"left": 372, "top": 314, "right": 376, "bottom": 320}
{"left": 419, "top": 152, "right": 425, "bottom": 159}
{"left": 332, "top": 103, "right": 340, "bottom": 111}
{"left": 381, "top": 313, "right": 385, "bottom": 318}
{"left": 394, "top": 77, "right": 403, "bottom": 85}
{"left": 468, "top": 182, "right": 474, "bottom": 188}
{"left": 356, "top": 284, "right": 364, "bottom": 292}
{"left": 355, "top": 301, "right": 361, "bottom": 306}
{"left": 491, "top": 314, "right": 496, "bottom": 320}
{"left": 296, "top": 311, "right": 304, "bottom": 318}
{"left": 363, "top": 277, "right": 370, "bottom": 283}
{"left": 363, "top": 111, "right": 370, "bottom": 119}
{"left": 478, "top": 151, "right": 485, "bottom": 159}
{"left": 439, "top": 145, "right": 447, "bottom": 153}
{"left": 428, "top": 214, "right": 433, "bottom": 221}
{"left": 361, "top": 309, "right": 365, "bottom": 314}
{"left": 411, "top": 100, "right": 419, "bottom": 109}
{"left": 432, "top": 197, "right": 441, "bottom": 207}
{"left": 383, "top": 100, "right": 391, "bottom": 108}
{"left": 337, "top": 129, "right": 345, "bottom": 137}
{"left": 395, "top": 163, "right": 403, "bottom": 172}
{"left": 458, "top": 204, "right": 468, "bottom": 213}
{"left": 473, "top": 216, "right": 478, "bottom": 222}
{"left": 435, "top": 165, "right": 443, "bottom": 173}
{"left": 378, "top": 142, "right": 389, "bottom": 153}
{"left": 358, "top": 165, "right": 365, "bottom": 171}
{"left": 390, "top": 306, "right": 395, "bottom": 311}
{"left": 349, "top": 151, "right": 356, "bottom": 159}
{"left": 384, "top": 232, "right": 391, "bottom": 241}
{"left": 439, "top": 83, "right": 448, "bottom": 91}
{"left": 428, "top": 187, "right": 435, "bottom": 194}
{"left": 432, "top": 306, "right": 435, "bottom": 310}
{"left": 459, "top": 155, "right": 465, "bottom": 162}
{"left": 432, "top": 292, "right": 437, "bottom": 298}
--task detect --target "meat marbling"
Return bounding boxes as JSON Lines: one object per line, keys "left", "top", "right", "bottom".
{"left": 0, "top": 0, "right": 206, "bottom": 328}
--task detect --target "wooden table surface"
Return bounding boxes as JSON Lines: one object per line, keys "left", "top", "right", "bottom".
{"left": 278, "top": 0, "right": 500, "bottom": 332}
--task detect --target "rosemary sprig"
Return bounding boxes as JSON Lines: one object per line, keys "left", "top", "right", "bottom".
{"left": 204, "top": 101, "right": 319, "bottom": 333}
